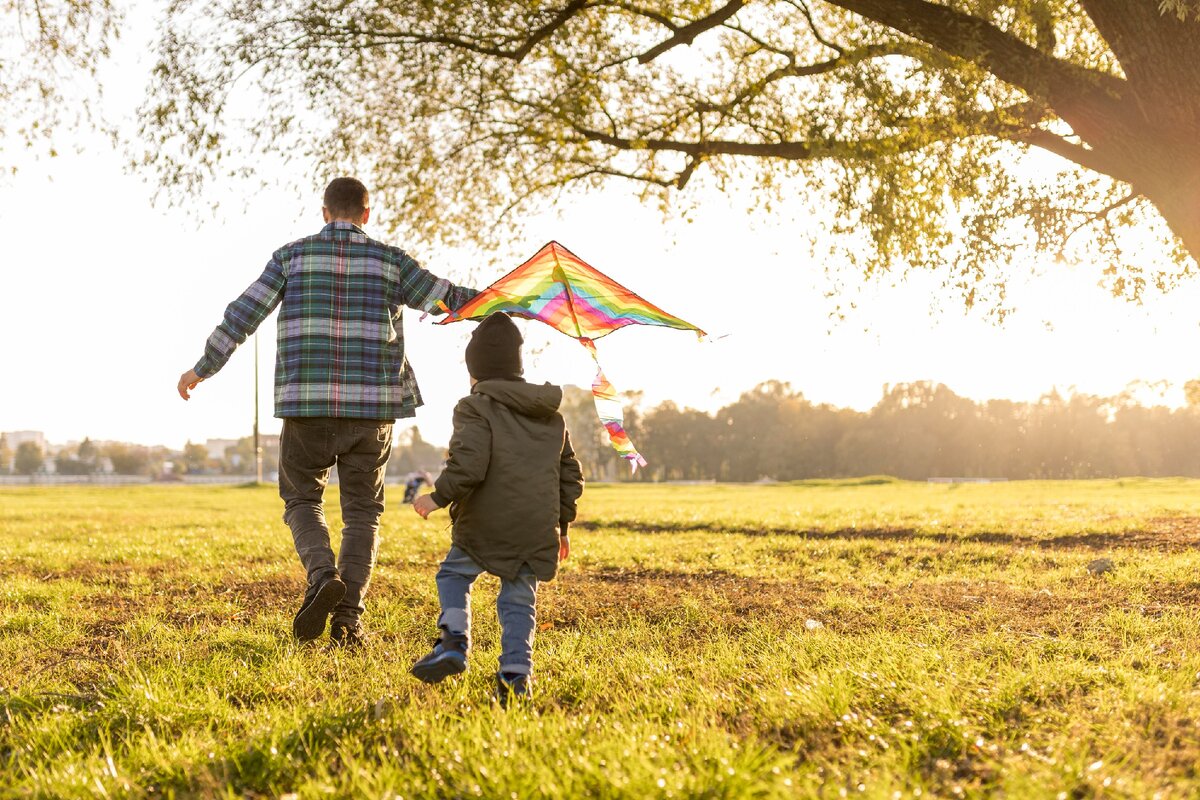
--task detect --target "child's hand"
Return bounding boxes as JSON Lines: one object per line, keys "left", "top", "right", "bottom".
{"left": 413, "top": 494, "right": 440, "bottom": 519}
{"left": 558, "top": 535, "right": 570, "bottom": 562}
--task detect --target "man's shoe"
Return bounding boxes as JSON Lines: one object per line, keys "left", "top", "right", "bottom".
{"left": 292, "top": 575, "right": 346, "bottom": 642}
{"left": 495, "top": 671, "right": 531, "bottom": 708}
{"left": 410, "top": 636, "right": 468, "bottom": 684}
{"left": 330, "top": 618, "right": 368, "bottom": 648}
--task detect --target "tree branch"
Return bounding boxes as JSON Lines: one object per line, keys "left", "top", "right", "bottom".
{"left": 567, "top": 102, "right": 1047, "bottom": 161}
{"left": 1060, "top": 191, "right": 1139, "bottom": 253}
{"left": 487, "top": 164, "right": 677, "bottom": 233}
{"left": 635, "top": 0, "right": 746, "bottom": 63}
{"left": 509, "top": 0, "right": 591, "bottom": 61}
{"left": 1014, "top": 128, "right": 1137, "bottom": 184}
{"left": 789, "top": 0, "right": 845, "bottom": 55}
{"left": 301, "top": 0, "right": 589, "bottom": 62}
{"left": 674, "top": 156, "right": 700, "bottom": 188}
{"left": 695, "top": 43, "right": 943, "bottom": 115}
{"left": 596, "top": 2, "right": 677, "bottom": 32}
{"left": 821, "top": 0, "right": 1124, "bottom": 104}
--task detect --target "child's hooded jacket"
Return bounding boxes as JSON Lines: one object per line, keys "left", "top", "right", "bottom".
{"left": 429, "top": 379, "right": 584, "bottom": 581}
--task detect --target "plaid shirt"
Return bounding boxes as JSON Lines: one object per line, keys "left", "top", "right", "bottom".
{"left": 193, "top": 222, "right": 477, "bottom": 420}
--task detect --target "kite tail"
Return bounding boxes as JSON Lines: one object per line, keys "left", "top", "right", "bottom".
{"left": 580, "top": 338, "right": 647, "bottom": 473}
{"left": 419, "top": 299, "right": 454, "bottom": 323}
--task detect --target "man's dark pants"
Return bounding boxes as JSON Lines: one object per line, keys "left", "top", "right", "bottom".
{"left": 279, "top": 417, "right": 394, "bottom": 626}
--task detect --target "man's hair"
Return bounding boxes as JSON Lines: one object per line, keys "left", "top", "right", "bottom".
{"left": 323, "top": 177, "right": 369, "bottom": 218}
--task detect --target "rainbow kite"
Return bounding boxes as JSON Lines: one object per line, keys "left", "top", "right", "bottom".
{"left": 438, "top": 241, "right": 705, "bottom": 471}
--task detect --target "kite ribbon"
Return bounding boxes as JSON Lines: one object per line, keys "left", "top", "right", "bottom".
{"left": 580, "top": 337, "right": 647, "bottom": 473}
{"left": 419, "top": 299, "right": 453, "bottom": 322}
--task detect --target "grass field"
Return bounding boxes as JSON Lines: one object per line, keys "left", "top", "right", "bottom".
{"left": 2, "top": 479, "right": 1200, "bottom": 798}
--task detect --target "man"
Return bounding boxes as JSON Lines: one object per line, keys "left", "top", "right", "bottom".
{"left": 177, "top": 177, "right": 476, "bottom": 647}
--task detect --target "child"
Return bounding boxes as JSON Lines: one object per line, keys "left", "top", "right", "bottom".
{"left": 411, "top": 313, "right": 584, "bottom": 704}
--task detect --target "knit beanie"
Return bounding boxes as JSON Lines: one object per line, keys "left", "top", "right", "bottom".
{"left": 465, "top": 313, "right": 524, "bottom": 381}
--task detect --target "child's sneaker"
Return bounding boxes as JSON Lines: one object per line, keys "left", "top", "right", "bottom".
{"left": 410, "top": 636, "right": 468, "bottom": 683}
{"left": 495, "top": 672, "right": 531, "bottom": 708}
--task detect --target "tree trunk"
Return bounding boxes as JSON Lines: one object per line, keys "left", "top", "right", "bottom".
{"left": 1073, "top": 15, "right": 1200, "bottom": 262}
{"left": 838, "top": 0, "right": 1200, "bottom": 264}
{"left": 1038, "top": 2, "right": 1200, "bottom": 261}
{"left": 1141, "top": 176, "right": 1200, "bottom": 263}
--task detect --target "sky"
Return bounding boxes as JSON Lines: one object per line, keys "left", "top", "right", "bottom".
{"left": 4, "top": 6, "right": 1200, "bottom": 450}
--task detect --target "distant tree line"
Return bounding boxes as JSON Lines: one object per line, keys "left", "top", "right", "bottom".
{"left": 559, "top": 381, "right": 1200, "bottom": 482}
{"left": 179, "top": 438, "right": 281, "bottom": 477}
{"left": 9, "top": 379, "right": 1200, "bottom": 482}
{"left": 0, "top": 436, "right": 282, "bottom": 478}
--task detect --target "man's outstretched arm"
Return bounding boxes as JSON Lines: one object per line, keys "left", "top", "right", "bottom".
{"left": 178, "top": 254, "right": 286, "bottom": 400}
{"left": 391, "top": 250, "right": 478, "bottom": 313}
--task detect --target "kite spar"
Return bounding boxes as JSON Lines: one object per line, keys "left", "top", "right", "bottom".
{"left": 437, "top": 241, "right": 705, "bottom": 471}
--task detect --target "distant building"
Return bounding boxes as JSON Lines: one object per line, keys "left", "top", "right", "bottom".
{"left": 202, "top": 434, "right": 280, "bottom": 473}
{"left": 2, "top": 431, "right": 49, "bottom": 474}
{"left": 205, "top": 438, "right": 239, "bottom": 461}
{"left": 4, "top": 431, "right": 45, "bottom": 451}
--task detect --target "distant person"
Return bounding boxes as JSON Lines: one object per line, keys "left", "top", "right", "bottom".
{"left": 177, "top": 177, "right": 477, "bottom": 648}
{"left": 402, "top": 471, "right": 432, "bottom": 504}
{"left": 410, "top": 313, "right": 584, "bottom": 705}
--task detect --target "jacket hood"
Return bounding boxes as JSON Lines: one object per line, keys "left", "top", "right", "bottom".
{"left": 473, "top": 380, "right": 562, "bottom": 418}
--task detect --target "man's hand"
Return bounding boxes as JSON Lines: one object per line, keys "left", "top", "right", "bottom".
{"left": 177, "top": 370, "right": 203, "bottom": 400}
{"left": 559, "top": 535, "right": 570, "bottom": 562}
{"left": 413, "top": 493, "right": 440, "bottom": 520}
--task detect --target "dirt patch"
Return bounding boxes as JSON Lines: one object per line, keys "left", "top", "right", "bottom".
{"left": 1142, "top": 515, "right": 1200, "bottom": 541}
{"left": 543, "top": 566, "right": 825, "bottom": 630}
{"left": 15, "top": 560, "right": 180, "bottom": 585}
{"left": 46, "top": 574, "right": 302, "bottom": 646}
{"left": 13, "top": 558, "right": 1200, "bottom": 663}
{"left": 574, "top": 519, "right": 1200, "bottom": 551}
{"left": 216, "top": 574, "right": 299, "bottom": 606}
{"left": 539, "top": 566, "right": 1200, "bottom": 640}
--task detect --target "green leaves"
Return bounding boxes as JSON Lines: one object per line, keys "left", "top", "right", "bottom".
{"left": 138, "top": 1, "right": 1199, "bottom": 309}
{"left": 0, "top": 0, "right": 120, "bottom": 166}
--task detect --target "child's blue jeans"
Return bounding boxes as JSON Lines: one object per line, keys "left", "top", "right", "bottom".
{"left": 435, "top": 545, "right": 539, "bottom": 676}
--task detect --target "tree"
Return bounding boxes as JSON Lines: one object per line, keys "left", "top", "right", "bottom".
{"left": 104, "top": 443, "right": 150, "bottom": 475}
{"left": 0, "top": 434, "right": 11, "bottom": 474}
{"left": 389, "top": 427, "right": 445, "bottom": 476}
{"left": 14, "top": 441, "right": 44, "bottom": 476}
{"left": 223, "top": 437, "right": 254, "bottom": 473}
{"left": 56, "top": 437, "right": 98, "bottom": 475}
{"left": 620, "top": 378, "right": 1200, "bottom": 480}
{"left": 77, "top": 437, "right": 98, "bottom": 465}
{"left": 642, "top": 401, "right": 724, "bottom": 480}
{"left": 217, "top": 436, "right": 279, "bottom": 475}
{"left": 2, "top": 0, "right": 120, "bottom": 165}
{"left": 145, "top": 1, "right": 1199, "bottom": 308}
{"left": 55, "top": 444, "right": 94, "bottom": 475}
{"left": 555, "top": 384, "right": 646, "bottom": 480}
{"left": 181, "top": 441, "right": 210, "bottom": 474}
{"left": 1185, "top": 379, "right": 1200, "bottom": 409}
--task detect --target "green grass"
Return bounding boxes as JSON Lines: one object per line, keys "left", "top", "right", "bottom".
{"left": 2, "top": 479, "right": 1200, "bottom": 798}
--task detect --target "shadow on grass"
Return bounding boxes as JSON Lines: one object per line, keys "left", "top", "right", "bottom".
{"left": 573, "top": 519, "right": 1200, "bottom": 551}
